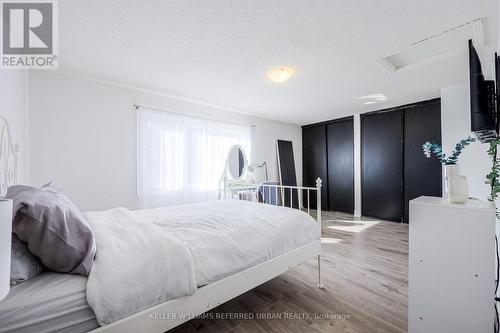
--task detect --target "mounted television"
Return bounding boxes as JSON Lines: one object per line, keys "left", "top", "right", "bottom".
{"left": 469, "top": 39, "right": 497, "bottom": 142}
{"left": 496, "top": 52, "right": 500, "bottom": 134}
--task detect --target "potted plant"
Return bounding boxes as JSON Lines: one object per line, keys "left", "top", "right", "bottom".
{"left": 485, "top": 138, "right": 500, "bottom": 211}
{"left": 422, "top": 136, "right": 476, "bottom": 202}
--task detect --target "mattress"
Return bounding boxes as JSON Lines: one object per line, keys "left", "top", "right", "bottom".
{"left": 0, "top": 272, "right": 98, "bottom": 333}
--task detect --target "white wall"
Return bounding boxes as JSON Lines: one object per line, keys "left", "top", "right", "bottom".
{"left": 441, "top": 83, "right": 491, "bottom": 200}
{"left": 353, "top": 114, "right": 361, "bottom": 217}
{"left": 0, "top": 71, "right": 29, "bottom": 184}
{"left": 28, "top": 71, "right": 302, "bottom": 211}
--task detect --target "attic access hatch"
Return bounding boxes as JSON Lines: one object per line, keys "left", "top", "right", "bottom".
{"left": 379, "top": 18, "right": 485, "bottom": 73}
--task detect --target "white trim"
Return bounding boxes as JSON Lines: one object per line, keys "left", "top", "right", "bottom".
{"left": 353, "top": 114, "right": 362, "bottom": 217}
{"left": 55, "top": 69, "right": 251, "bottom": 116}
{"left": 134, "top": 104, "right": 256, "bottom": 128}
{"left": 52, "top": 70, "right": 300, "bottom": 126}
{"left": 91, "top": 241, "right": 321, "bottom": 333}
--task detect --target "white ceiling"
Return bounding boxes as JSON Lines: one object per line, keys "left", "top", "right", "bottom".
{"left": 58, "top": 0, "right": 498, "bottom": 125}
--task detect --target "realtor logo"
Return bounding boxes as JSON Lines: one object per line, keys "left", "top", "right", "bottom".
{"left": 1, "top": 0, "right": 58, "bottom": 69}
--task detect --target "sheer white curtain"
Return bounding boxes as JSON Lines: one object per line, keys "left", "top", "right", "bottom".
{"left": 137, "top": 108, "right": 252, "bottom": 207}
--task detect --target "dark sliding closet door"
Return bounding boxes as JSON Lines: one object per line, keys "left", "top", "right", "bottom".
{"left": 327, "top": 118, "right": 354, "bottom": 213}
{"left": 404, "top": 101, "right": 442, "bottom": 223}
{"left": 362, "top": 111, "right": 403, "bottom": 222}
{"left": 302, "top": 125, "right": 328, "bottom": 210}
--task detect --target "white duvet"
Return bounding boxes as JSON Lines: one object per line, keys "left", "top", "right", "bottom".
{"left": 135, "top": 200, "right": 320, "bottom": 285}
{"left": 84, "top": 200, "right": 319, "bottom": 325}
{"left": 84, "top": 208, "right": 197, "bottom": 325}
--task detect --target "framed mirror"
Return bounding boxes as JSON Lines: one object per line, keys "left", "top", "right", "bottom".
{"left": 227, "top": 145, "right": 247, "bottom": 180}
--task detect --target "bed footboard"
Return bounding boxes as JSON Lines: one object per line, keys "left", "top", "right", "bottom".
{"left": 258, "top": 177, "right": 322, "bottom": 227}
{"left": 258, "top": 177, "right": 323, "bottom": 288}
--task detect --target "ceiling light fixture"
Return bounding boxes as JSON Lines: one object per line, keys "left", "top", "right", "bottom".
{"left": 266, "top": 66, "right": 295, "bottom": 83}
{"left": 358, "top": 93, "right": 387, "bottom": 101}
{"left": 358, "top": 93, "right": 388, "bottom": 105}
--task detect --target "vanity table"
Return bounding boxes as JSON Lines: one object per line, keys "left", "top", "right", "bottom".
{"left": 218, "top": 145, "right": 260, "bottom": 200}
{"left": 222, "top": 182, "right": 260, "bottom": 200}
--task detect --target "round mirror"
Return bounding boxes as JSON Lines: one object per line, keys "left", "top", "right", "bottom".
{"left": 227, "top": 145, "right": 247, "bottom": 180}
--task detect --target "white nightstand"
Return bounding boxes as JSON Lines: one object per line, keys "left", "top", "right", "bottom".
{"left": 409, "top": 196, "right": 496, "bottom": 333}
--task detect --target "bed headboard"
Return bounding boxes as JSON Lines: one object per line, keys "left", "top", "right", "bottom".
{"left": 0, "top": 115, "right": 20, "bottom": 196}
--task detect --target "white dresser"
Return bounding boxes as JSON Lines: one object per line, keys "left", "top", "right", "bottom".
{"left": 409, "top": 196, "right": 496, "bottom": 333}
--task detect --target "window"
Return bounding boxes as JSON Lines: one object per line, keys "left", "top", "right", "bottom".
{"left": 137, "top": 108, "right": 251, "bottom": 207}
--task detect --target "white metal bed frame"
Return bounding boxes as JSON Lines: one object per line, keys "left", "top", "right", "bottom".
{"left": 0, "top": 115, "right": 20, "bottom": 196}
{"left": 0, "top": 115, "right": 323, "bottom": 333}
{"left": 93, "top": 179, "right": 323, "bottom": 333}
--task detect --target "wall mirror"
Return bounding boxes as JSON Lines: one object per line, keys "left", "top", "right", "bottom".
{"left": 227, "top": 145, "right": 247, "bottom": 180}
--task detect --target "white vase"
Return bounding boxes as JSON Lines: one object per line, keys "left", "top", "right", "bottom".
{"left": 444, "top": 164, "right": 460, "bottom": 196}
{"left": 448, "top": 175, "right": 469, "bottom": 204}
{"left": 444, "top": 164, "right": 468, "bottom": 203}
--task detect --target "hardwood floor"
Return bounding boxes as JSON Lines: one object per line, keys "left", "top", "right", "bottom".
{"left": 171, "top": 211, "right": 409, "bottom": 333}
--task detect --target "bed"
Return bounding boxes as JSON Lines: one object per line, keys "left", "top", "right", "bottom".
{"left": 0, "top": 272, "right": 98, "bottom": 333}
{"left": 0, "top": 115, "right": 323, "bottom": 333}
